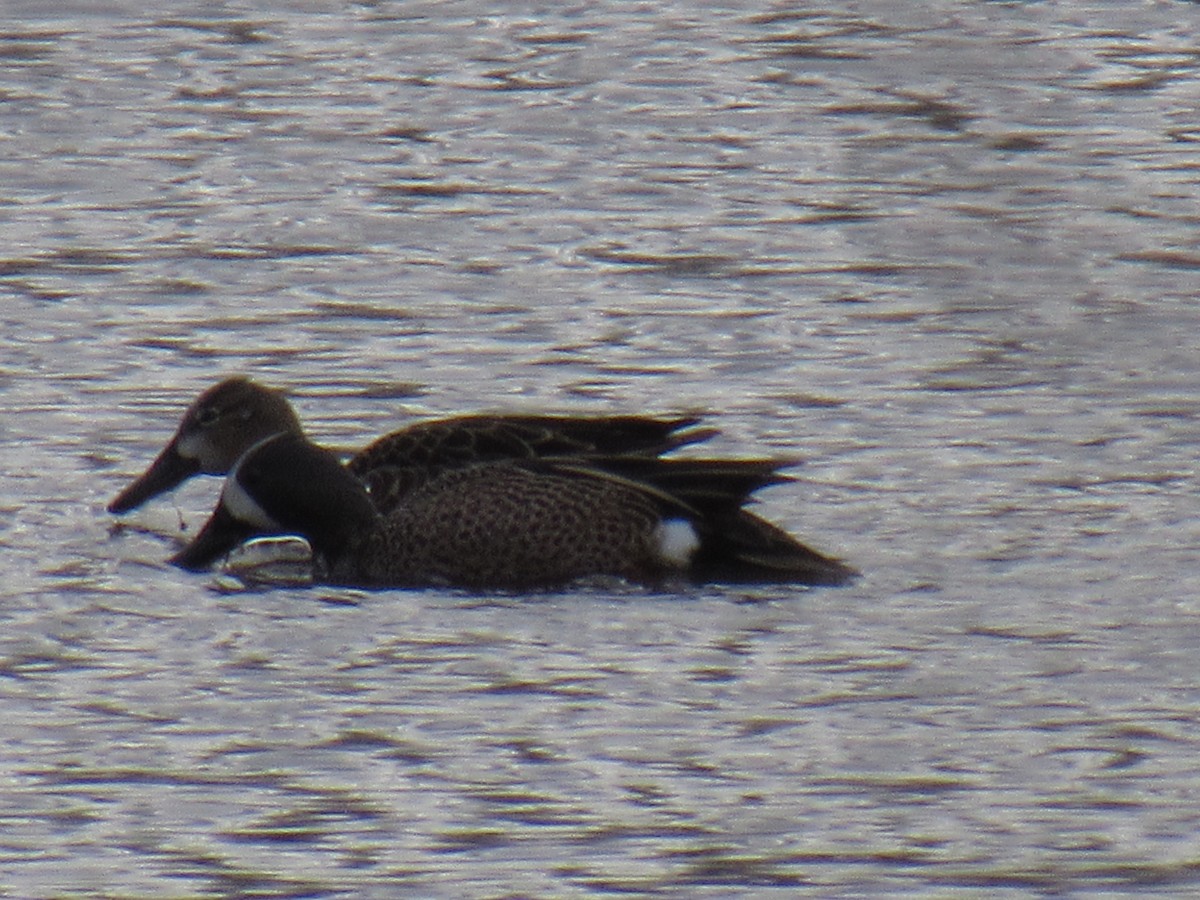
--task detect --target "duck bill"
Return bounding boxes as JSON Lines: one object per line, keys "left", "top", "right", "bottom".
{"left": 108, "top": 439, "right": 200, "bottom": 514}
{"left": 170, "top": 503, "right": 256, "bottom": 572}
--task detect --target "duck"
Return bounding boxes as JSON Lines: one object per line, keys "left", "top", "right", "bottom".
{"left": 108, "top": 377, "right": 709, "bottom": 515}
{"left": 169, "top": 431, "right": 857, "bottom": 589}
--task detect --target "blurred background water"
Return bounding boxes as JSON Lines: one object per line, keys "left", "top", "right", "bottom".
{"left": 2, "top": 1, "right": 1200, "bottom": 896}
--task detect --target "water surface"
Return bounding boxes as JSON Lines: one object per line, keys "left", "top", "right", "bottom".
{"left": 2, "top": 1, "right": 1200, "bottom": 896}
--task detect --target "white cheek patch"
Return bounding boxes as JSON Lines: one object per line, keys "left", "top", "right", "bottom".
{"left": 222, "top": 475, "right": 281, "bottom": 531}
{"left": 175, "top": 430, "right": 204, "bottom": 462}
{"left": 178, "top": 426, "right": 236, "bottom": 471}
{"left": 654, "top": 518, "right": 700, "bottom": 568}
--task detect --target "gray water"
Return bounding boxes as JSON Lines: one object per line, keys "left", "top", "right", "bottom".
{"left": 3, "top": 1, "right": 1200, "bottom": 896}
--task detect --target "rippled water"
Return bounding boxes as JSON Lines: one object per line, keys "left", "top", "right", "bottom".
{"left": 3, "top": 1, "right": 1200, "bottom": 896}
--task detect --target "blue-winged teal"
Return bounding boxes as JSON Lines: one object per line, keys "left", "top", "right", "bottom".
{"left": 111, "top": 377, "right": 856, "bottom": 588}
{"left": 108, "top": 377, "right": 708, "bottom": 515}
{"left": 170, "top": 432, "right": 857, "bottom": 589}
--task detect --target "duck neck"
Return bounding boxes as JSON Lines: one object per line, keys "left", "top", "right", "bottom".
{"left": 240, "top": 433, "right": 383, "bottom": 571}
{"left": 309, "top": 498, "right": 380, "bottom": 568}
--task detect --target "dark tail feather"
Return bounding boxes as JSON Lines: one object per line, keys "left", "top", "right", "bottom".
{"left": 503, "top": 414, "right": 715, "bottom": 457}
{"left": 692, "top": 511, "right": 857, "bottom": 586}
{"left": 546, "top": 456, "right": 793, "bottom": 515}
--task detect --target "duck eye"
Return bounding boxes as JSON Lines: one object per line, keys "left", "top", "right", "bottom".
{"left": 194, "top": 406, "right": 222, "bottom": 427}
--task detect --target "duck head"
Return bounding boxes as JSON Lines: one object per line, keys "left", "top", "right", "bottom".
{"left": 170, "top": 432, "right": 381, "bottom": 573}
{"left": 109, "top": 377, "right": 303, "bottom": 514}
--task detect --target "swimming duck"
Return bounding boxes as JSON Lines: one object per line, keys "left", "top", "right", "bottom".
{"left": 170, "top": 431, "right": 857, "bottom": 589}
{"left": 108, "top": 377, "right": 708, "bottom": 515}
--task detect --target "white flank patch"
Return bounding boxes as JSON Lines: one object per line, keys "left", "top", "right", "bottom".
{"left": 655, "top": 518, "right": 700, "bottom": 568}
